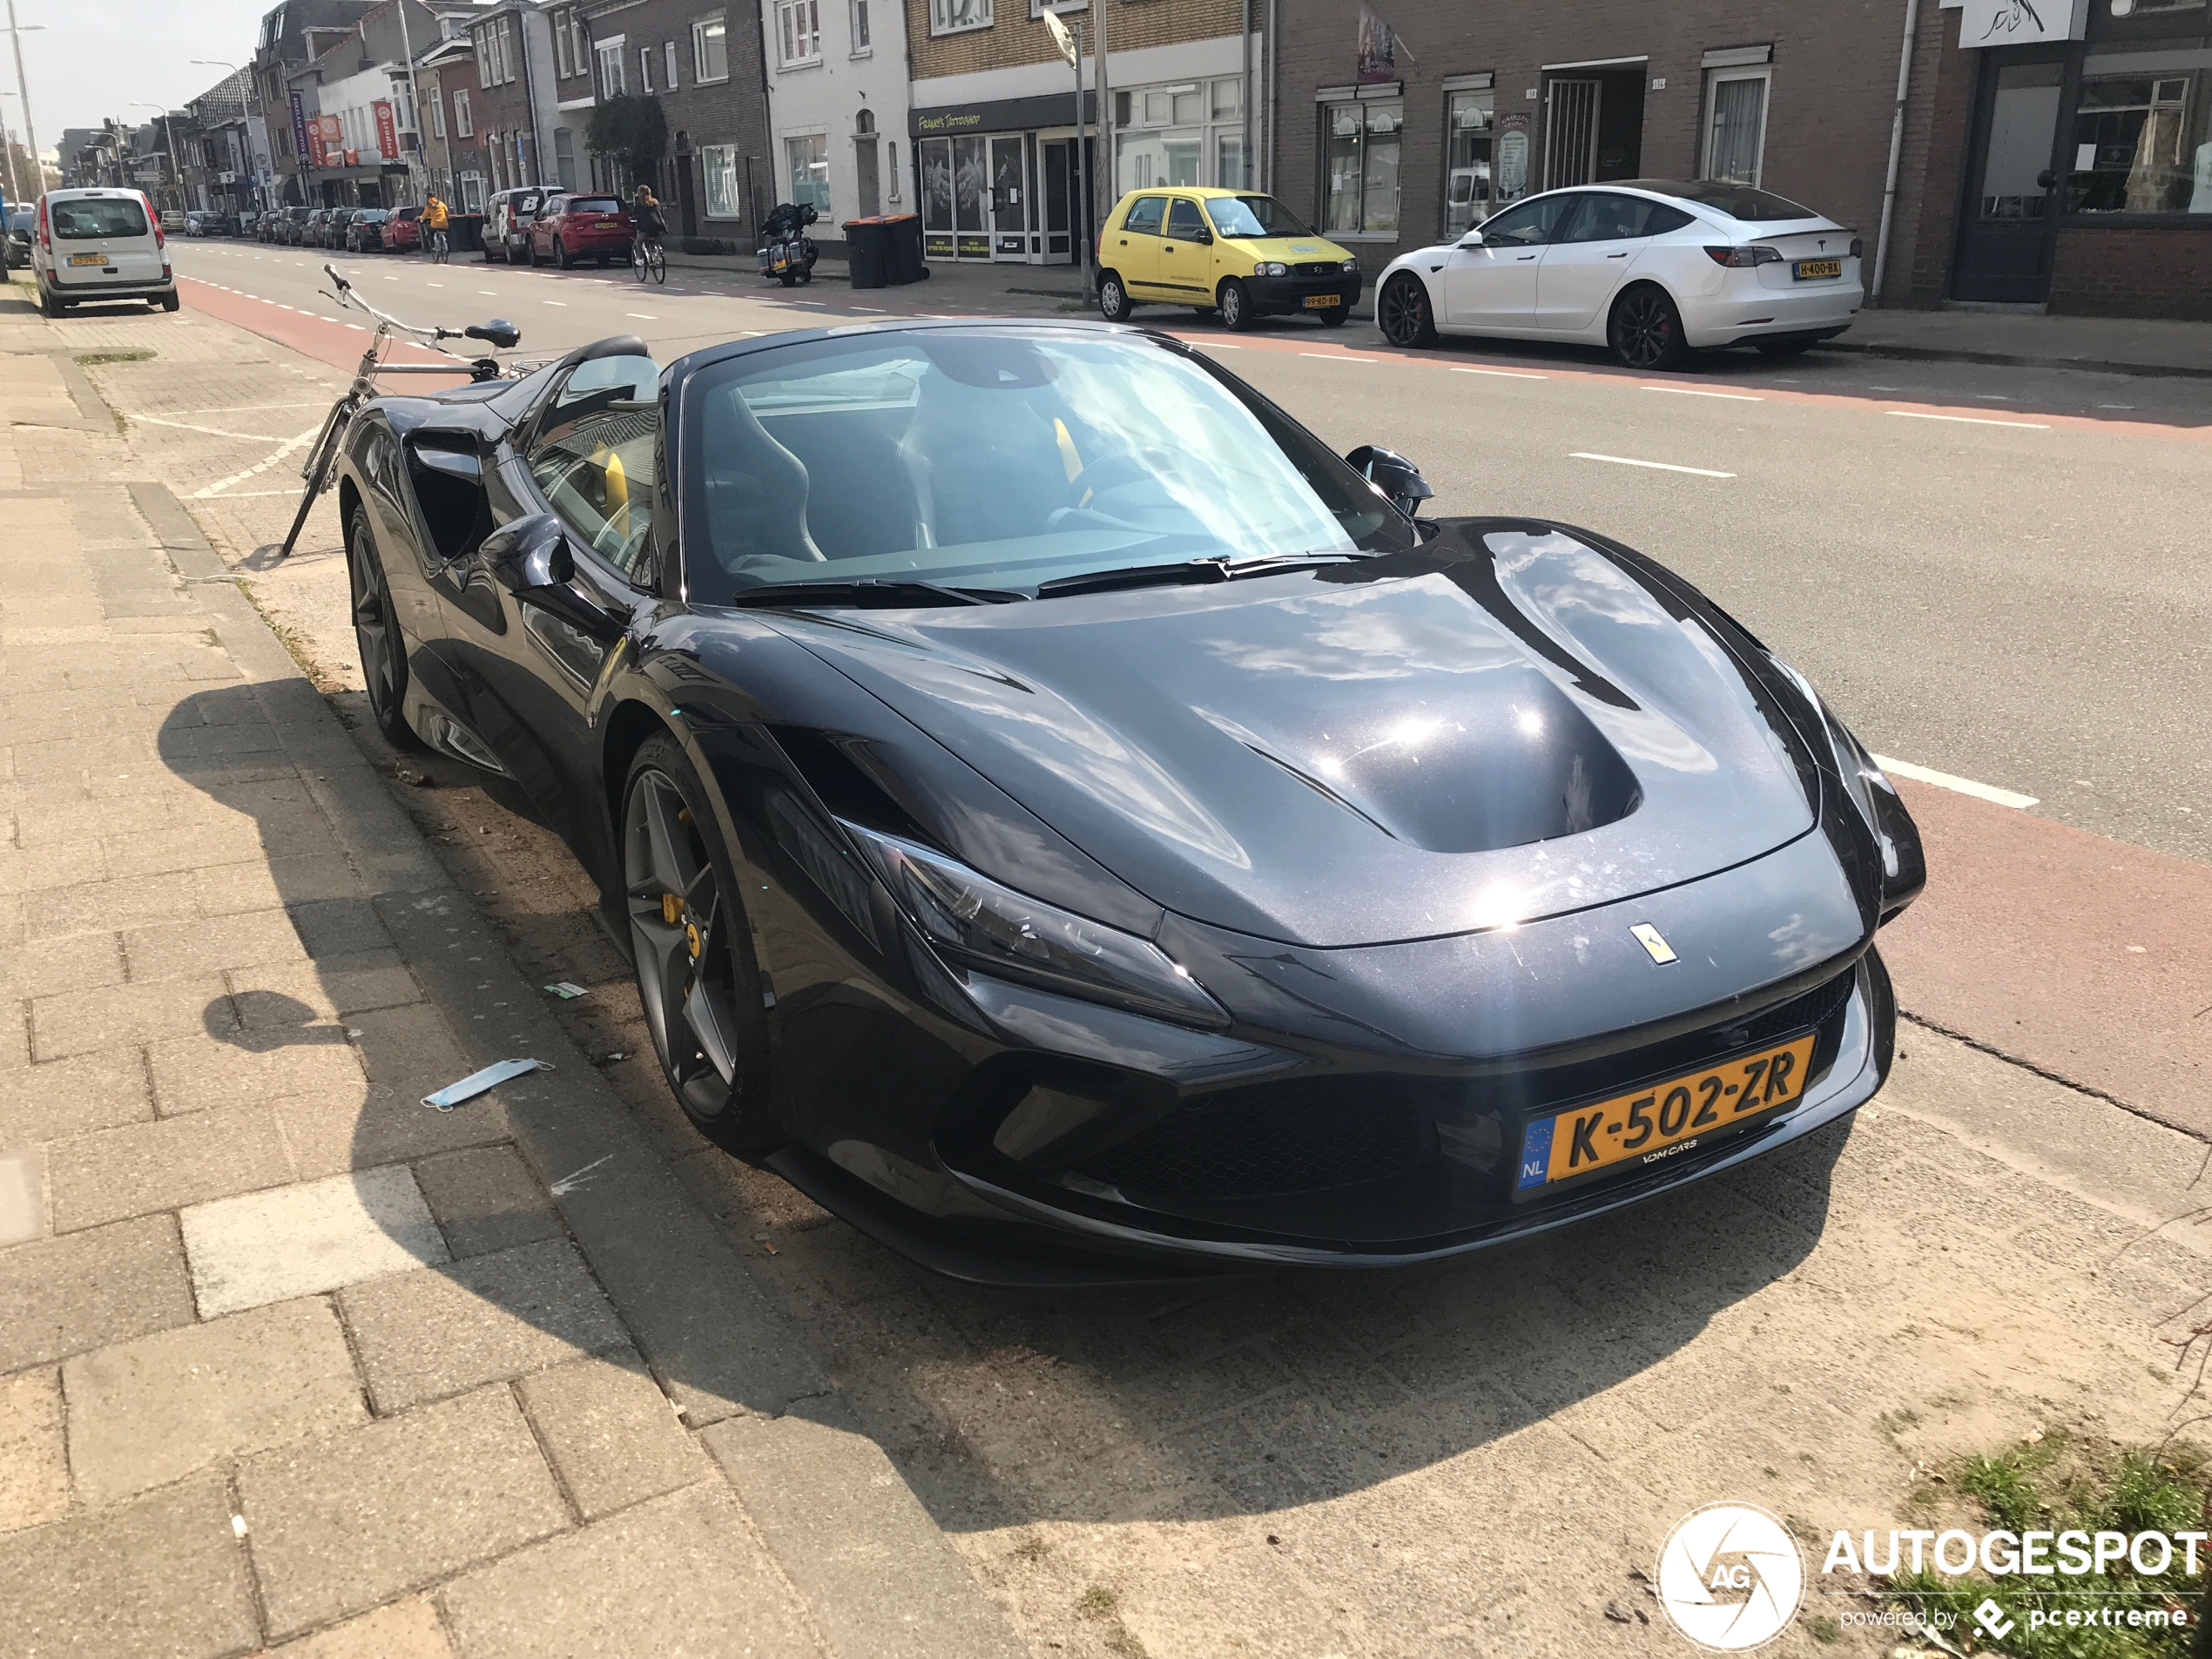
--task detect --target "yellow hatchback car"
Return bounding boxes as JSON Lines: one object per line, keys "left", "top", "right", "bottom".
{"left": 1098, "top": 186, "right": 1361, "bottom": 332}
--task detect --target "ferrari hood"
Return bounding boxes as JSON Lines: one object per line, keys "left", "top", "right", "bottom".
{"left": 779, "top": 523, "right": 1820, "bottom": 949}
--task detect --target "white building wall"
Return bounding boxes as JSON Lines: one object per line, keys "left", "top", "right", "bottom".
{"left": 761, "top": 0, "right": 913, "bottom": 243}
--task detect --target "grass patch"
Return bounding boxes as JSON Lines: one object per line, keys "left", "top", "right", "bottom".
{"left": 1883, "top": 1430, "right": 2207, "bottom": 1656}
{"left": 72, "top": 348, "right": 156, "bottom": 366}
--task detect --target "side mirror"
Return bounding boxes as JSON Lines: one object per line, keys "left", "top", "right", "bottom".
{"left": 482, "top": 513, "right": 575, "bottom": 595}
{"left": 1193, "top": 227, "right": 1213, "bottom": 245}
{"left": 1344, "top": 444, "right": 1436, "bottom": 522}
{"left": 1457, "top": 230, "right": 1485, "bottom": 247}
{"left": 465, "top": 318, "right": 522, "bottom": 349}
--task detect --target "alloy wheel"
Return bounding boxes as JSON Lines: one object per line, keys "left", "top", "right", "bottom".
{"left": 1614, "top": 289, "right": 1676, "bottom": 370}
{"left": 624, "top": 770, "right": 745, "bottom": 1120}
{"left": 1379, "top": 276, "right": 1429, "bottom": 347}
{"left": 348, "top": 520, "right": 401, "bottom": 723}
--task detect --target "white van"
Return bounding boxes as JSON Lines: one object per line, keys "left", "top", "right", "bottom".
{"left": 30, "top": 188, "right": 179, "bottom": 317}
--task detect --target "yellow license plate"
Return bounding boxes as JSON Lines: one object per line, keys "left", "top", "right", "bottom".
{"left": 70, "top": 253, "right": 106, "bottom": 266}
{"left": 1303, "top": 293, "right": 1342, "bottom": 308}
{"left": 1794, "top": 259, "right": 1842, "bottom": 280}
{"left": 1514, "top": 1033, "right": 1818, "bottom": 1194}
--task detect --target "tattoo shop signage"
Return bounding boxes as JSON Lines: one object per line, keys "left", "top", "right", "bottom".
{"left": 1959, "top": 0, "right": 2089, "bottom": 47}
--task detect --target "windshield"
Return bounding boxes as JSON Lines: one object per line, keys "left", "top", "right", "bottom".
{"left": 565, "top": 197, "right": 623, "bottom": 214}
{"left": 680, "top": 328, "right": 1410, "bottom": 604}
{"left": 51, "top": 198, "right": 149, "bottom": 239}
{"left": 1627, "top": 179, "right": 1819, "bottom": 221}
{"left": 1204, "top": 194, "right": 1315, "bottom": 238}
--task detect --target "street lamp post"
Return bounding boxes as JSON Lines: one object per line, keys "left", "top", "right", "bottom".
{"left": 1, "top": 91, "right": 26, "bottom": 203}
{"left": 131, "top": 102, "right": 184, "bottom": 212}
{"left": 2, "top": 3, "right": 43, "bottom": 196}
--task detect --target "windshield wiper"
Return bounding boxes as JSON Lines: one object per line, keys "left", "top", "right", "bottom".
{"left": 1035, "top": 552, "right": 1367, "bottom": 599}
{"left": 728, "top": 578, "right": 1030, "bottom": 609}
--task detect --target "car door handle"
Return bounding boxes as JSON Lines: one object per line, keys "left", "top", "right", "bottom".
{"left": 1608, "top": 251, "right": 1629, "bottom": 259}
{"left": 1516, "top": 254, "right": 1537, "bottom": 262}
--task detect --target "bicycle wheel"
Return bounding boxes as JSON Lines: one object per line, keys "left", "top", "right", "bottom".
{"left": 633, "top": 241, "right": 648, "bottom": 282}
{"left": 278, "top": 397, "right": 354, "bottom": 561}
{"left": 650, "top": 242, "right": 665, "bottom": 285}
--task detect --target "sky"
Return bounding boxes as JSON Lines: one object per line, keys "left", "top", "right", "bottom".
{"left": 1, "top": 0, "right": 282, "bottom": 151}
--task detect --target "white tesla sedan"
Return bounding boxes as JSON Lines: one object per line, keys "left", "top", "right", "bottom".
{"left": 1373, "top": 179, "right": 1863, "bottom": 370}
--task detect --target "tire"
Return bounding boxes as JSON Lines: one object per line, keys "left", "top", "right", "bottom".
{"left": 796, "top": 262, "right": 812, "bottom": 285}
{"left": 1756, "top": 338, "right": 1816, "bottom": 358}
{"left": 778, "top": 266, "right": 798, "bottom": 287}
{"left": 1098, "top": 272, "right": 1132, "bottom": 322}
{"left": 1218, "top": 278, "right": 1256, "bottom": 333}
{"left": 1318, "top": 307, "right": 1351, "bottom": 327}
{"left": 346, "top": 502, "right": 423, "bottom": 752}
{"left": 39, "top": 287, "right": 61, "bottom": 319}
{"left": 651, "top": 246, "right": 665, "bottom": 285}
{"left": 1608, "top": 284, "right": 1689, "bottom": 372}
{"left": 159, "top": 291, "right": 180, "bottom": 313}
{"left": 1377, "top": 273, "right": 1435, "bottom": 347}
{"left": 555, "top": 237, "right": 571, "bottom": 269}
{"left": 1190, "top": 306, "right": 1217, "bottom": 319}
{"left": 621, "top": 733, "right": 781, "bottom": 1154}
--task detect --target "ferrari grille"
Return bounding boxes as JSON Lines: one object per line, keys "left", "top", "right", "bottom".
{"left": 1080, "top": 1090, "right": 1432, "bottom": 1201}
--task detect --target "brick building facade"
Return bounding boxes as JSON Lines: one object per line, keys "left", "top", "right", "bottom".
{"left": 1271, "top": 0, "right": 2212, "bottom": 321}
{"left": 901, "top": 0, "right": 1261, "bottom": 265}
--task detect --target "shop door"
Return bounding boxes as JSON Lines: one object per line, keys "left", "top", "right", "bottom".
{"left": 1953, "top": 56, "right": 2067, "bottom": 304}
{"left": 1544, "top": 79, "right": 1602, "bottom": 190}
{"left": 954, "top": 135, "right": 988, "bottom": 260}
{"left": 1041, "top": 138, "right": 1074, "bottom": 263}
{"left": 989, "top": 135, "right": 1030, "bottom": 261}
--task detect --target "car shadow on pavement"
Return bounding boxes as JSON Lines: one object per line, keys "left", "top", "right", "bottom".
{"left": 158, "top": 678, "right": 1851, "bottom": 1530}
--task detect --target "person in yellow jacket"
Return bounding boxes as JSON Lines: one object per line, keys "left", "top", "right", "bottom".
{"left": 423, "top": 195, "right": 450, "bottom": 231}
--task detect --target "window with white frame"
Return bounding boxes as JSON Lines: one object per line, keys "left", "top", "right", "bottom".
{"left": 1028, "top": 0, "right": 1084, "bottom": 14}
{"left": 887, "top": 138, "right": 900, "bottom": 199}
{"left": 460, "top": 170, "right": 484, "bottom": 211}
{"left": 850, "top": 0, "right": 870, "bottom": 52}
{"left": 930, "top": 0, "right": 990, "bottom": 37}
{"left": 554, "top": 11, "right": 573, "bottom": 77}
{"left": 664, "top": 40, "right": 680, "bottom": 87}
{"left": 1322, "top": 97, "right": 1403, "bottom": 235}
{"left": 570, "top": 13, "right": 589, "bottom": 77}
{"left": 432, "top": 87, "right": 446, "bottom": 140}
{"left": 787, "top": 132, "right": 830, "bottom": 211}
{"left": 1115, "top": 77, "right": 1250, "bottom": 192}
{"left": 597, "top": 37, "right": 627, "bottom": 96}
{"left": 701, "top": 142, "right": 741, "bottom": 218}
{"left": 693, "top": 16, "right": 729, "bottom": 83}
{"left": 1702, "top": 67, "right": 1770, "bottom": 187}
{"left": 778, "top": 0, "right": 820, "bottom": 65}
{"left": 454, "top": 88, "right": 473, "bottom": 138}
{"left": 639, "top": 46, "right": 655, "bottom": 92}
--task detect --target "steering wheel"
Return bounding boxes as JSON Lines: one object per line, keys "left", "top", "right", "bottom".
{"left": 1062, "top": 446, "right": 1185, "bottom": 509}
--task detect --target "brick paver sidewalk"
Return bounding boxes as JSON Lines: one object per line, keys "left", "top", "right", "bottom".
{"left": 0, "top": 286, "right": 1024, "bottom": 1658}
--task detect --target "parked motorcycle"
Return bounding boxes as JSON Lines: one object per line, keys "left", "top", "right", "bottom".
{"left": 757, "top": 201, "right": 819, "bottom": 287}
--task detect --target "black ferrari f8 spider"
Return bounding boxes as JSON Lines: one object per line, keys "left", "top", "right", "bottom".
{"left": 334, "top": 319, "right": 1924, "bottom": 1282}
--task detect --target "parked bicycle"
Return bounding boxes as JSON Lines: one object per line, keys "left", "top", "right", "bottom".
{"left": 632, "top": 231, "right": 666, "bottom": 285}
{"left": 278, "top": 263, "right": 520, "bottom": 560}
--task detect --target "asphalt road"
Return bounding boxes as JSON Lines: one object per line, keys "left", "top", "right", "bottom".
{"left": 170, "top": 239, "right": 2212, "bottom": 864}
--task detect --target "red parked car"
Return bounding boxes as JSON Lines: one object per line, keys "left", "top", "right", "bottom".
{"left": 528, "top": 193, "right": 632, "bottom": 268}
{"left": 381, "top": 206, "right": 422, "bottom": 253}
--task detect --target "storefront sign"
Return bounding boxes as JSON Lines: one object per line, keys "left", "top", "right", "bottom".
{"left": 289, "top": 91, "right": 311, "bottom": 165}
{"left": 373, "top": 100, "right": 399, "bottom": 164}
{"left": 1496, "top": 111, "right": 1530, "bottom": 203}
{"left": 1357, "top": 4, "right": 1402, "bottom": 84}
{"left": 910, "top": 91, "right": 1090, "bottom": 138}
{"left": 1959, "top": 0, "right": 2088, "bottom": 47}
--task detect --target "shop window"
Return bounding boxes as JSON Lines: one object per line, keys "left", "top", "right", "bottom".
{"left": 702, "top": 144, "right": 742, "bottom": 219}
{"left": 1217, "top": 135, "right": 1244, "bottom": 188}
{"left": 778, "top": 0, "right": 820, "bottom": 65}
{"left": 1703, "top": 68, "right": 1769, "bottom": 187}
{"left": 1323, "top": 98, "right": 1401, "bottom": 236}
{"left": 694, "top": 17, "right": 730, "bottom": 84}
{"left": 1212, "top": 78, "right": 1240, "bottom": 122}
{"left": 1444, "top": 88, "right": 1493, "bottom": 237}
{"left": 930, "top": 0, "right": 992, "bottom": 36}
{"left": 1143, "top": 91, "right": 1170, "bottom": 125}
{"left": 788, "top": 133, "right": 831, "bottom": 214}
{"left": 2068, "top": 64, "right": 2212, "bottom": 214}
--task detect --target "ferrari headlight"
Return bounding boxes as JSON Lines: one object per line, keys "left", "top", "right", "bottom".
{"left": 842, "top": 823, "right": 1229, "bottom": 1030}
{"left": 1253, "top": 260, "right": 1289, "bottom": 277}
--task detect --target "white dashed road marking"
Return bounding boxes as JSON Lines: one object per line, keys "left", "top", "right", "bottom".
{"left": 1872, "top": 756, "right": 2039, "bottom": 810}
{"left": 1888, "top": 410, "right": 2051, "bottom": 429}
{"left": 1450, "top": 367, "right": 1546, "bottom": 380}
{"left": 1569, "top": 452, "right": 1736, "bottom": 478}
{"left": 1642, "top": 385, "right": 1763, "bottom": 401}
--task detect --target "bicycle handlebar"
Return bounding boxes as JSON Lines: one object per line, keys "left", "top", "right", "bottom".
{"left": 320, "top": 260, "right": 467, "bottom": 347}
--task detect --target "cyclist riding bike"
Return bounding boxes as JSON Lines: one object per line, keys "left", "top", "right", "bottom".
{"left": 631, "top": 185, "right": 668, "bottom": 283}
{"left": 422, "top": 194, "right": 451, "bottom": 261}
